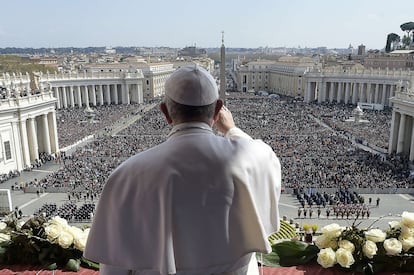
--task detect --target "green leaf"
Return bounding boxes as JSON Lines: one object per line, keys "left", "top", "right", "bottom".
{"left": 81, "top": 256, "right": 100, "bottom": 270}
{"left": 47, "top": 263, "right": 58, "bottom": 270}
{"left": 66, "top": 258, "right": 80, "bottom": 272}
{"left": 273, "top": 240, "right": 308, "bottom": 257}
{"left": 272, "top": 241, "right": 319, "bottom": 266}
{"left": 257, "top": 252, "right": 281, "bottom": 267}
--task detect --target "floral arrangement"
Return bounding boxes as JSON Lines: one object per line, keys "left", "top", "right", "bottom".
{"left": 261, "top": 211, "right": 414, "bottom": 274}
{"left": 0, "top": 214, "right": 98, "bottom": 271}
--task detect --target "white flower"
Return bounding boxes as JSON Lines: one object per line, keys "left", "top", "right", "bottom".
{"left": 400, "top": 225, "right": 414, "bottom": 239}
{"left": 335, "top": 248, "right": 355, "bottom": 268}
{"left": 399, "top": 236, "right": 414, "bottom": 252}
{"left": 68, "top": 226, "right": 83, "bottom": 239}
{"left": 388, "top": 220, "right": 401, "bottom": 230}
{"left": 315, "top": 235, "right": 329, "bottom": 249}
{"left": 0, "top": 232, "right": 10, "bottom": 243}
{"left": 401, "top": 211, "right": 414, "bottom": 228}
{"left": 58, "top": 229, "right": 74, "bottom": 249}
{"left": 314, "top": 235, "right": 338, "bottom": 249}
{"left": 321, "top": 223, "right": 344, "bottom": 239}
{"left": 365, "top": 228, "right": 386, "bottom": 243}
{"left": 44, "top": 223, "right": 62, "bottom": 242}
{"left": 363, "top": 240, "right": 378, "bottom": 259}
{"left": 49, "top": 216, "right": 68, "bottom": 227}
{"left": 0, "top": 222, "right": 7, "bottom": 231}
{"left": 74, "top": 232, "right": 88, "bottom": 251}
{"left": 317, "top": 247, "right": 337, "bottom": 268}
{"left": 383, "top": 238, "right": 402, "bottom": 256}
{"left": 83, "top": 228, "right": 90, "bottom": 235}
{"left": 338, "top": 240, "right": 355, "bottom": 253}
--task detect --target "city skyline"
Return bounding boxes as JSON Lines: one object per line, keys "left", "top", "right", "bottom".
{"left": 1, "top": 0, "right": 414, "bottom": 50}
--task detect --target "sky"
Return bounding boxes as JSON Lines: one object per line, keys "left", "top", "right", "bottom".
{"left": 1, "top": 0, "right": 414, "bottom": 50}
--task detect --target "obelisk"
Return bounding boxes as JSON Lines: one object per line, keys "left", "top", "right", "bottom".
{"left": 220, "top": 31, "right": 226, "bottom": 104}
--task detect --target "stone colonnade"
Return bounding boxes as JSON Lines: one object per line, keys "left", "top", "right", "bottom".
{"left": 304, "top": 79, "right": 398, "bottom": 107}
{"left": 19, "top": 111, "right": 59, "bottom": 167}
{"left": 52, "top": 82, "right": 143, "bottom": 109}
{"left": 389, "top": 93, "right": 414, "bottom": 161}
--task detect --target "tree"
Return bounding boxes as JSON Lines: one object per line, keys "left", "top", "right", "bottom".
{"left": 385, "top": 33, "right": 400, "bottom": 52}
{"left": 400, "top": 22, "right": 414, "bottom": 47}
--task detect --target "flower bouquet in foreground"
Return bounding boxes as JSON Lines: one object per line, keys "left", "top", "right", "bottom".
{"left": 260, "top": 211, "right": 414, "bottom": 274}
{"left": 0, "top": 214, "right": 98, "bottom": 271}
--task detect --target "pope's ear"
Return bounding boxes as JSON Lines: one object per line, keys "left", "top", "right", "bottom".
{"left": 160, "top": 103, "right": 173, "bottom": 124}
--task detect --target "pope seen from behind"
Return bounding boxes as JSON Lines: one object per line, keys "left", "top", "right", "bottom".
{"left": 84, "top": 65, "right": 282, "bottom": 275}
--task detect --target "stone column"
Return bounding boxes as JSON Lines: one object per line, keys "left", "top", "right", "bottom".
{"left": 62, "top": 87, "right": 68, "bottom": 108}
{"left": 84, "top": 85, "right": 90, "bottom": 107}
{"left": 337, "top": 82, "right": 343, "bottom": 103}
{"left": 91, "top": 85, "right": 97, "bottom": 106}
{"left": 48, "top": 112, "right": 59, "bottom": 153}
{"left": 374, "top": 84, "right": 379, "bottom": 104}
{"left": 352, "top": 83, "right": 358, "bottom": 104}
{"left": 397, "top": 113, "right": 406, "bottom": 154}
{"left": 41, "top": 114, "right": 51, "bottom": 154}
{"left": 344, "top": 82, "right": 350, "bottom": 104}
{"left": 114, "top": 84, "right": 119, "bottom": 104}
{"left": 381, "top": 84, "right": 387, "bottom": 106}
{"left": 27, "top": 117, "right": 39, "bottom": 162}
{"left": 19, "top": 119, "right": 31, "bottom": 168}
{"left": 54, "top": 87, "right": 61, "bottom": 109}
{"left": 366, "top": 83, "right": 372, "bottom": 103}
{"left": 98, "top": 85, "right": 104, "bottom": 105}
{"left": 305, "top": 81, "right": 311, "bottom": 103}
{"left": 410, "top": 122, "right": 414, "bottom": 161}
{"left": 389, "top": 111, "right": 399, "bottom": 154}
{"left": 106, "top": 84, "right": 111, "bottom": 105}
{"left": 77, "top": 86, "right": 82, "bottom": 107}
{"left": 360, "top": 83, "right": 366, "bottom": 103}
{"left": 125, "top": 84, "right": 130, "bottom": 104}
{"left": 329, "top": 82, "right": 335, "bottom": 103}
{"left": 69, "top": 86, "right": 75, "bottom": 108}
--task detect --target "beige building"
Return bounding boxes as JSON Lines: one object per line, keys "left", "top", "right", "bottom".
{"left": 82, "top": 62, "right": 175, "bottom": 101}
{"left": 364, "top": 50, "right": 414, "bottom": 70}
{"left": 236, "top": 57, "right": 314, "bottom": 97}
{"left": 0, "top": 89, "right": 59, "bottom": 173}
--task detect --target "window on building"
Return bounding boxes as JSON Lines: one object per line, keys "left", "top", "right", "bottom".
{"left": 4, "top": 141, "right": 11, "bottom": 160}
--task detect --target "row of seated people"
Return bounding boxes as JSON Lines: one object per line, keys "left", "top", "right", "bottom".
{"left": 35, "top": 202, "right": 95, "bottom": 221}
{"left": 73, "top": 203, "right": 95, "bottom": 221}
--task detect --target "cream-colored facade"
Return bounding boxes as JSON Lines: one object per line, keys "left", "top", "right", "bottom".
{"left": 303, "top": 67, "right": 411, "bottom": 106}
{"left": 236, "top": 57, "right": 314, "bottom": 97}
{"left": 389, "top": 77, "right": 414, "bottom": 160}
{"left": 0, "top": 90, "right": 59, "bottom": 173}
{"left": 138, "top": 63, "right": 175, "bottom": 100}
{"left": 364, "top": 50, "right": 414, "bottom": 70}
{"left": 82, "top": 62, "right": 174, "bottom": 101}
{"left": 37, "top": 71, "right": 145, "bottom": 108}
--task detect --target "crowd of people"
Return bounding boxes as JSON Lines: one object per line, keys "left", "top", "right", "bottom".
{"left": 19, "top": 93, "right": 414, "bottom": 220}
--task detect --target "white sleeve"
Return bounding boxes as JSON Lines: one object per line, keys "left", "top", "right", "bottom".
{"left": 225, "top": 127, "right": 253, "bottom": 140}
